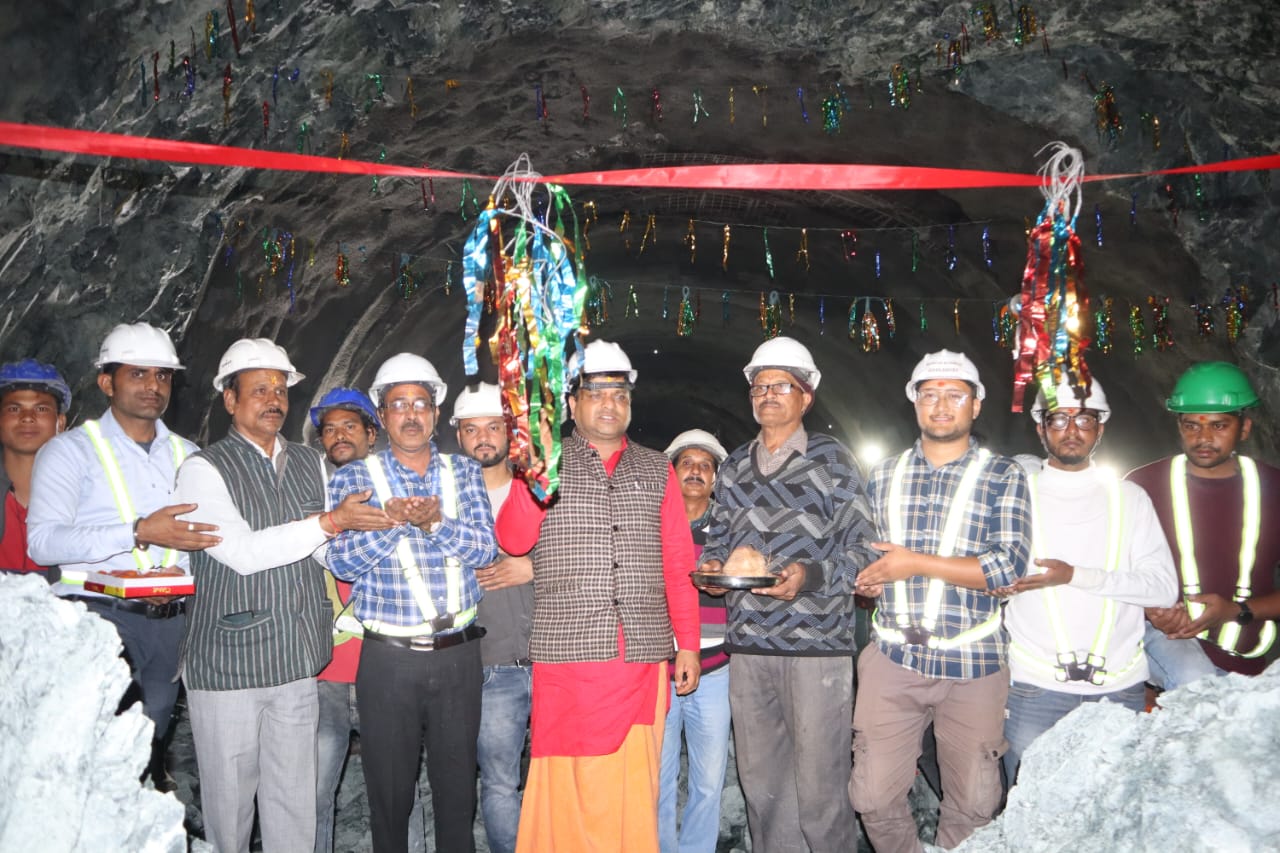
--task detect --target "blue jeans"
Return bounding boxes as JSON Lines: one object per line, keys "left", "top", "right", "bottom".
{"left": 316, "top": 680, "right": 426, "bottom": 853}
{"left": 659, "top": 665, "right": 732, "bottom": 853}
{"left": 1143, "top": 624, "right": 1225, "bottom": 691}
{"left": 1003, "top": 680, "right": 1145, "bottom": 782}
{"left": 477, "top": 663, "right": 532, "bottom": 853}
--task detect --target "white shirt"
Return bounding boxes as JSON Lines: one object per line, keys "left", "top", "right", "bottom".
{"left": 173, "top": 430, "right": 331, "bottom": 576}
{"left": 1005, "top": 459, "right": 1179, "bottom": 693}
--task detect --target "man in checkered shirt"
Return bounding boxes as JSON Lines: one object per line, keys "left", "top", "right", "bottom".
{"left": 849, "top": 350, "right": 1031, "bottom": 853}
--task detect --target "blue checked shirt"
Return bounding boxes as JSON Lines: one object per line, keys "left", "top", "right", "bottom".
{"left": 866, "top": 438, "right": 1031, "bottom": 680}
{"left": 326, "top": 444, "right": 497, "bottom": 632}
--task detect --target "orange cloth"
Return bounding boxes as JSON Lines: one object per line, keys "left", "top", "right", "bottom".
{"left": 515, "top": 662, "right": 667, "bottom": 853}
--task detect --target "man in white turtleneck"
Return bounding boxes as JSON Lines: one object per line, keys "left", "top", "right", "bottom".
{"left": 1000, "top": 379, "right": 1179, "bottom": 784}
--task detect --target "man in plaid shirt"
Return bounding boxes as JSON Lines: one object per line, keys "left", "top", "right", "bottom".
{"left": 849, "top": 350, "right": 1031, "bottom": 853}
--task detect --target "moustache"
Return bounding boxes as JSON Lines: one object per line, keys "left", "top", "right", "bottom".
{"left": 683, "top": 476, "right": 706, "bottom": 485}
{"left": 263, "top": 408, "right": 284, "bottom": 417}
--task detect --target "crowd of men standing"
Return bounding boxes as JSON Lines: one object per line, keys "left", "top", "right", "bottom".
{"left": 0, "top": 322, "right": 1276, "bottom": 853}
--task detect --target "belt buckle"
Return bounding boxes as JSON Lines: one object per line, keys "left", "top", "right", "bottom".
{"left": 408, "top": 634, "right": 436, "bottom": 651}
{"left": 901, "top": 626, "right": 932, "bottom": 646}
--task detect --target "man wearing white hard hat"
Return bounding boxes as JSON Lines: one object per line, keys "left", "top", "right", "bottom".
{"left": 29, "top": 322, "right": 219, "bottom": 790}
{"left": 174, "top": 338, "right": 395, "bottom": 853}
{"left": 658, "top": 428, "right": 733, "bottom": 853}
{"left": 1000, "top": 378, "right": 1177, "bottom": 783}
{"left": 450, "top": 382, "right": 534, "bottom": 853}
{"left": 851, "top": 349, "right": 1031, "bottom": 852}
{"left": 495, "top": 339, "right": 700, "bottom": 853}
{"left": 695, "top": 336, "right": 876, "bottom": 853}
{"left": 327, "top": 353, "right": 497, "bottom": 853}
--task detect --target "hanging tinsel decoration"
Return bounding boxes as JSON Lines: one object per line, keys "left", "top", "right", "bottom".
{"left": 919, "top": 301, "right": 928, "bottom": 331}
{"left": 613, "top": 87, "right": 628, "bottom": 128}
{"left": 1092, "top": 81, "right": 1123, "bottom": 144}
{"left": 407, "top": 77, "right": 418, "bottom": 119}
{"left": 722, "top": 225, "right": 731, "bottom": 271}
{"left": 822, "top": 95, "right": 840, "bottom": 133}
{"left": 1094, "top": 204, "right": 1103, "bottom": 247}
{"left": 1150, "top": 295, "right": 1173, "bottom": 350}
{"left": 977, "top": 3, "right": 1001, "bottom": 41}
{"left": 981, "top": 226, "right": 994, "bottom": 270}
{"left": 847, "top": 300, "right": 858, "bottom": 341}
{"left": 996, "top": 302, "right": 1018, "bottom": 350}
{"left": 693, "top": 90, "right": 711, "bottom": 124}
{"left": 722, "top": 290, "right": 731, "bottom": 325}
{"left": 651, "top": 87, "right": 664, "bottom": 123}
{"left": 911, "top": 231, "right": 921, "bottom": 273}
{"left": 1128, "top": 305, "right": 1145, "bottom": 356}
{"left": 953, "top": 299, "right": 961, "bottom": 335}
{"left": 796, "top": 87, "right": 809, "bottom": 123}
{"left": 1223, "top": 286, "right": 1249, "bottom": 342}
{"left": 581, "top": 201, "right": 598, "bottom": 253}
{"left": 945, "top": 225, "right": 958, "bottom": 271}
{"left": 460, "top": 157, "right": 587, "bottom": 501}
{"left": 677, "top": 287, "right": 696, "bottom": 337}
{"left": 1191, "top": 296, "right": 1214, "bottom": 337}
{"left": 795, "top": 228, "right": 810, "bottom": 272}
{"left": 1139, "top": 112, "right": 1161, "bottom": 151}
{"left": 819, "top": 297, "right": 826, "bottom": 335}
{"left": 761, "top": 291, "right": 782, "bottom": 339}
{"left": 639, "top": 214, "right": 657, "bottom": 255}
{"left": 221, "top": 63, "right": 233, "bottom": 126}
{"left": 788, "top": 293, "right": 796, "bottom": 326}
{"left": 763, "top": 228, "right": 776, "bottom": 279}
{"left": 585, "top": 275, "right": 612, "bottom": 327}
{"left": 1014, "top": 4, "right": 1038, "bottom": 46}
{"left": 442, "top": 260, "right": 452, "bottom": 296}
{"left": 370, "top": 146, "right": 386, "bottom": 195}
{"left": 841, "top": 230, "right": 858, "bottom": 260}
{"left": 262, "top": 101, "right": 270, "bottom": 139}
{"left": 335, "top": 246, "right": 350, "bottom": 287}
{"left": 579, "top": 85, "right": 590, "bottom": 121}
{"left": 626, "top": 284, "right": 640, "bottom": 318}
{"left": 182, "top": 56, "right": 195, "bottom": 97}
{"left": 889, "top": 64, "right": 911, "bottom": 108}
{"left": 619, "top": 210, "right": 632, "bottom": 253}
{"left": 1095, "top": 296, "right": 1114, "bottom": 354}
{"left": 1130, "top": 193, "right": 1138, "bottom": 227}
{"left": 861, "top": 299, "right": 882, "bottom": 352}
{"left": 684, "top": 219, "right": 697, "bottom": 264}
{"left": 1011, "top": 142, "right": 1094, "bottom": 413}
{"left": 322, "top": 71, "right": 334, "bottom": 106}
{"left": 884, "top": 298, "right": 897, "bottom": 339}
{"left": 875, "top": 251, "right": 882, "bottom": 280}
{"left": 205, "top": 12, "right": 217, "bottom": 59}
{"left": 752, "top": 84, "right": 769, "bottom": 127}
{"left": 662, "top": 286, "right": 670, "bottom": 320}
{"left": 729, "top": 86, "right": 736, "bottom": 124}
{"left": 458, "top": 179, "right": 480, "bottom": 221}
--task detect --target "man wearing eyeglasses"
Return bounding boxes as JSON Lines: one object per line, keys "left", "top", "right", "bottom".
{"left": 850, "top": 349, "right": 1030, "bottom": 853}
{"left": 495, "top": 340, "right": 700, "bottom": 853}
{"left": 696, "top": 336, "right": 877, "bottom": 853}
{"left": 999, "top": 379, "right": 1177, "bottom": 784}
{"left": 326, "top": 353, "right": 498, "bottom": 853}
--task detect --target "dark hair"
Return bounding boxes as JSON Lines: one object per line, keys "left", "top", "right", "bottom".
{"left": 100, "top": 362, "right": 121, "bottom": 376}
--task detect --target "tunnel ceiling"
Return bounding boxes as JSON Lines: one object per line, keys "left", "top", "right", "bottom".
{"left": 2, "top": 1, "right": 1277, "bottom": 470}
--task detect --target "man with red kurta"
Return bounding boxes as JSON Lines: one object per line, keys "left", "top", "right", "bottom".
{"left": 496, "top": 340, "right": 701, "bottom": 853}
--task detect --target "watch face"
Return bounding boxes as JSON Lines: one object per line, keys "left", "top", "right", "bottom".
{"left": 1236, "top": 603, "right": 1254, "bottom": 626}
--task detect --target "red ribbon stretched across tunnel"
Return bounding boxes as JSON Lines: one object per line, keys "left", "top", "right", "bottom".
{"left": 1, "top": 121, "right": 1277, "bottom": 191}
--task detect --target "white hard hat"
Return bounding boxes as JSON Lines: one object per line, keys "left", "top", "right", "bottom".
{"left": 450, "top": 382, "right": 504, "bottom": 427}
{"left": 96, "top": 323, "right": 184, "bottom": 370}
{"left": 212, "top": 338, "right": 304, "bottom": 392}
{"left": 664, "top": 429, "right": 729, "bottom": 464}
{"left": 742, "top": 336, "right": 821, "bottom": 390}
{"left": 370, "top": 353, "right": 448, "bottom": 407}
{"left": 1032, "top": 378, "right": 1111, "bottom": 423}
{"left": 906, "top": 350, "right": 986, "bottom": 402}
{"left": 570, "top": 340, "right": 637, "bottom": 386}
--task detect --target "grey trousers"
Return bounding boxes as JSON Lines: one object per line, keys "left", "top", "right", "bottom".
{"left": 189, "top": 677, "right": 320, "bottom": 853}
{"left": 849, "top": 645, "right": 1008, "bottom": 853}
{"left": 729, "top": 654, "right": 857, "bottom": 853}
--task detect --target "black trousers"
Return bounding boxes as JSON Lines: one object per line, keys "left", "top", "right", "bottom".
{"left": 357, "top": 636, "right": 483, "bottom": 853}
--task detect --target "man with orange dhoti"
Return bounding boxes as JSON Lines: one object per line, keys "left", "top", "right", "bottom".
{"left": 495, "top": 340, "right": 701, "bottom": 853}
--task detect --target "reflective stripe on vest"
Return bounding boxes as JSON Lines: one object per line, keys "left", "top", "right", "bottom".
{"left": 1170, "top": 454, "right": 1275, "bottom": 658}
{"left": 79, "top": 419, "right": 187, "bottom": 575}
{"left": 873, "top": 448, "right": 1002, "bottom": 650}
{"left": 363, "top": 453, "right": 474, "bottom": 635}
{"left": 1008, "top": 467, "right": 1133, "bottom": 686}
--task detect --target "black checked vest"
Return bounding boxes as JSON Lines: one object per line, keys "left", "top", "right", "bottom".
{"left": 530, "top": 431, "right": 674, "bottom": 663}
{"left": 181, "top": 432, "right": 331, "bottom": 691}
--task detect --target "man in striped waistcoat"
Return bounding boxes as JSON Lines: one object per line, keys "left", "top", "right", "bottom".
{"left": 496, "top": 340, "right": 701, "bottom": 853}
{"left": 174, "top": 338, "right": 394, "bottom": 853}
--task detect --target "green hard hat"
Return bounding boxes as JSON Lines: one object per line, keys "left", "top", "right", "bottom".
{"left": 1166, "top": 361, "right": 1260, "bottom": 413}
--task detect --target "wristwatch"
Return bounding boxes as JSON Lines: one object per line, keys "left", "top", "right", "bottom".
{"left": 1235, "top": 600, "right": 1254, "bottom": 626}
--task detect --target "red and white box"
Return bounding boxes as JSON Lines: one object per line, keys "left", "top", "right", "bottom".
{"left": 83, "top": 571, "right": 195, "bottom": 598}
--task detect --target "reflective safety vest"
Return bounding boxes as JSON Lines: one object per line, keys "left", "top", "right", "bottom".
{"left": 362, "top": 453, "right": 475, "bottom": 636}
{"left": 873, "top": 448, "right": 1003, "bottom": 650}
{"left": 1008, "top": 468, "right": 1142, "bottom": 686}
{"left": 1170, "top": 454, "right": 1275, "bottom": 659}
{"left": 60, "top": 420, "right": 187, "bottom": 584}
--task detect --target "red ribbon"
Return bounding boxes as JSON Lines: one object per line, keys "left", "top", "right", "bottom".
{"left": 1, "top": 121, "right": 1277, "bottom": 190}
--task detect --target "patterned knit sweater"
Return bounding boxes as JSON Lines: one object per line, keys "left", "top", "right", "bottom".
{"left": 701, "top": 432, "right": 877, "bottom": 655}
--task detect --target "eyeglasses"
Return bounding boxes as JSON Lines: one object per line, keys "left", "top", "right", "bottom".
{"left": 383, "top": 398, "right": 433, "bottom": 413}
{"left": 749, "top": 382, "right": 798, "bottom": 398}
{"left": 1043, "top": 411, "right": 1101, "bottom": 431}
{"left": 916, "top": 390, "right": 970, "bottom": 407}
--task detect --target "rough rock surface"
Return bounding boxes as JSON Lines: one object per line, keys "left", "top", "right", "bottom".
{"left": 948, "top": 664, "right": 1280, "bottom": 852}
{"left": 0, "top": 575, "right": 187, "bottom": 853}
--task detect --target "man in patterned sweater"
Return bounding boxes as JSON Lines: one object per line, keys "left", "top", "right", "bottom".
{"left": 696, "top": 336, "right": 877, "bottom": 853}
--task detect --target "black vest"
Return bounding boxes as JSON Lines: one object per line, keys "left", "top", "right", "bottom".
{"left": 181, "top": 432, "right": 330, "bottom": 691}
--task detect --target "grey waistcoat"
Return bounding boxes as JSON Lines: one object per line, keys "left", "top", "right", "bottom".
{"left": 181, "top": 432, "right": 330, "bottom": 691}
{"left": 530, "top": 431, "right": 674, "bottom": 663}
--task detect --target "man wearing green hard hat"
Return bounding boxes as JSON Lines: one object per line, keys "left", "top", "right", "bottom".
{"left": 1127, "top": 361, "right": 1280, "bottom": 685}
